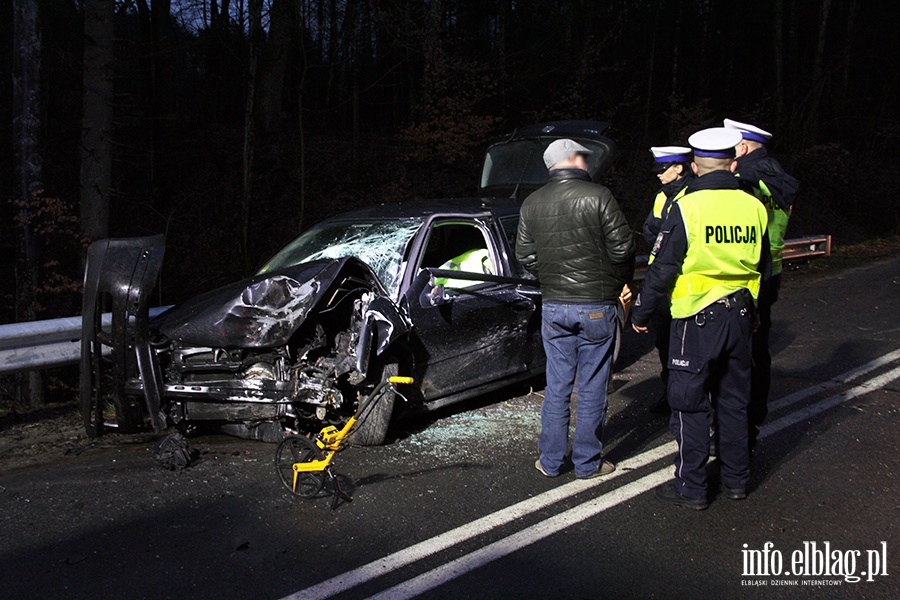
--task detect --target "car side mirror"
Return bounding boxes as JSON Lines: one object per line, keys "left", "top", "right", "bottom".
{"left": 429, "top": 283, "right": 448, "bottom": 306}
{"left": 415, "top": 269, "right": 453, "bottom": 308}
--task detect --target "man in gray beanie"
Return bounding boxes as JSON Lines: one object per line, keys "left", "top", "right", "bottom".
{"left": 516, "top": 139, "right": 634, "bottom": 479}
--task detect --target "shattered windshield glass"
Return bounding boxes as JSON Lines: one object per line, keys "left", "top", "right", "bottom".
{"left": 259, "top": 219, "right": 422, "bottom": 297}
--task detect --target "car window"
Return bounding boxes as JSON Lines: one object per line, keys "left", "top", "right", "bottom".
{"left": 481, "top": 139, "right": 610, "bottom": 191}
{"left": 421, "top": 222, "right": 495, "bottom": 289}
{"left": 259, "top": 218, "right": 422, "bottom": 298}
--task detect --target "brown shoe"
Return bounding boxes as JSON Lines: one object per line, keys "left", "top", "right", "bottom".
{"left": 577, "top": 460, "right": 616, "bottom": 479}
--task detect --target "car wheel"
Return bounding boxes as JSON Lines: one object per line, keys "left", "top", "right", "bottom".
{"left": 348, "top": 361, "right": 398, "bottom": 446}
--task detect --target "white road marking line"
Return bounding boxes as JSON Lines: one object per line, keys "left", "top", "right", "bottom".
{"left": 767, "top": 347, "right": 900, "bottom": 413}
{"left": 761, "top": 363, "right": 900, "bottom": 435}
{"left": 364, "top": 364, "right": 900, "bottom": 600}
{"left": 280, "top": 349, "right": 900, "bottom": 600}
{"left": 366, "top": 469, "right": 675, "bottom": 600}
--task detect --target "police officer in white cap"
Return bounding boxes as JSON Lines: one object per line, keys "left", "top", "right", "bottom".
{"left": 642, "top": 146, "right": 694, "bottom": 411}
{"left": 642, "top": 146, "right": 693, "bottom": 246}
{"left": 725, "top": 118, "right": 800, "bottom": 451}
{"left": 631, "top": 127, "right": 770, "bottom": 509}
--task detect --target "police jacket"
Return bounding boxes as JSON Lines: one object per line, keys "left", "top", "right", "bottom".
{"left": 736, "top": 148, "right": 799, "bottom": 276}
{"left": 735, "top": 148, "right": 799, "bottom": 211}
{"left": 516, "top": 168, "right": 635, "bottom": 303}
{"left": 632, "top": 170, "right": 771, "bottom": 325}
{"left": 642, "top": 175, "right": 692, "bottom": 246}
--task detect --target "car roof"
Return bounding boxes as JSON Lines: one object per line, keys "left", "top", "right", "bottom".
{"left": 488, "top": 120, "right": 612, "bottom": 144}
{"left": 320, "top": 196, "right": 523, "bottom": 223}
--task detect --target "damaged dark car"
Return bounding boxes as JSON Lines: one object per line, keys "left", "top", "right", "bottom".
{"left": 80, "top": 121, "right": 619, "bottom": 445}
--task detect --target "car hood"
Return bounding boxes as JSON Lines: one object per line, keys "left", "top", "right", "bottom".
{"left": 151, "top": 258, "right": 375, "bottom": 348}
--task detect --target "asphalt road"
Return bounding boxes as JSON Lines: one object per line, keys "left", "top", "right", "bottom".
{"left": 1, "top": 256, "right": 898, "bottom": 600}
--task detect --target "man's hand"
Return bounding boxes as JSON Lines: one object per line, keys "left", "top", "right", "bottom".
{"left": 619, "top": 283, "right": 633, "bottom": 305}
{"left": 632, "top": 323, "right": 648, "bottom": 333}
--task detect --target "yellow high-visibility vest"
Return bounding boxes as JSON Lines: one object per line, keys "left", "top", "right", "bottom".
{"left": 757, "top": 180, "right": 791, "bottom": 276}
{"left": 670, "top": 189, "right": 768, "bottom": 318}
{"left": 651, "top": 185, "right": 688, "bottom": 219}
{"left": 434, "top": 248, "right": 493, "bottom": 288}
{"left": 648, "top": 185, "right": 689, "bottom": 265}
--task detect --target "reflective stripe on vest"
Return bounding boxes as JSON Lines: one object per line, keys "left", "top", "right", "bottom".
{"left": 670, "top": 189, "right": 768, "bottom": 318}
{"left": 434, "top": 248, "right": 493, "bottom": 288}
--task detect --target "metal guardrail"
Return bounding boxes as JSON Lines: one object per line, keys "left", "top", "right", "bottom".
{"left": 0, "top": 307, "right": 171, "bottom": 376}
{"left": 783, "top": 235, "right": 832, "bottom": 260}
{"left": 0, "top": 235, "right": 832, "bottom": 376}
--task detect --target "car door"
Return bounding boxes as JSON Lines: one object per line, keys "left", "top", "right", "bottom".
{"left": 403, "top": 216, "right": 541, "bottom": 402}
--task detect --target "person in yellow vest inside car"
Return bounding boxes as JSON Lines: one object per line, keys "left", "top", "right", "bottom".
{"left": 631, "top": 127, "right": 770, "bottom": 510}
{"left": 642, "top": 146, "right": 694, "bottom": 413}
{"left": 724, "top": 118, "right": 800, "bottom": 452}
{"left": 434, "top": 248, "right": 493, "bottom": 289}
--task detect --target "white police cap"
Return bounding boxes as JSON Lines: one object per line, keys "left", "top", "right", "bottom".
{"left": 723, "top": 118, "right": 773, "bottom": 143}
{"left": 688, "top": 127, "right": 743, "bottom": 158}
{"left": 543, "top": 139, "right": 593, "bottom": 169}
{"left": 650, "top": 146, "right": 692, "bottom": 163}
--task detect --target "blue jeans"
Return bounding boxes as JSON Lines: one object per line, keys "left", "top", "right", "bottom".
{"left": 538, "top": 302, "right": 617, "bottom": 477}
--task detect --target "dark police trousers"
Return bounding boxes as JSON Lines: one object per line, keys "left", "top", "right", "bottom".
{"left": 748, "top": 274, "right": 781, "bottom": 448}
{"left": 667, "top": 290, "right": 754, "bottom": 499}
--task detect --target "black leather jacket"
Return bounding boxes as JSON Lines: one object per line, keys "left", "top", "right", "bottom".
{"left": 516, "top": 169, "right": 635, "bottom": 303}
{"left": 736, "top": 147, "right": 800, "bottom": 210}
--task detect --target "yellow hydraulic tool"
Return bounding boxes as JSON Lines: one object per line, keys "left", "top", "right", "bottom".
{"left": 274, "top": 376, "right": 414, "bottom": 508}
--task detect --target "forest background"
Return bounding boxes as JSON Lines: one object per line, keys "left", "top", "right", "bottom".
{"left": 3, "top": 0, "right": 898, "bottom": 403}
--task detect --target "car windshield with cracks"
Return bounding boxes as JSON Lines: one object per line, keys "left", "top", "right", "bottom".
{"left": 259, "top": 218, "right": 423, "bottom": 298}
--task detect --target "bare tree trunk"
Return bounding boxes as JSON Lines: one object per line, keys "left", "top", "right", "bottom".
{"left": 786, "top": 1, "right": 798, "bottom": 106}
{"left": 297, "top": 0, "right": 309, "bottom": 232}
{"left": 261, "top": 0, "right": 292, "bottom": 133}
{"left": 841, "top": 0, "right": 857, "bottom": 99}
{"left": 13, "top": 0, "right": 44, "bottom": 406}
{"left": 350, "top": 4, "right": 361, "bottom": 171}
{"left": 773, "top": 0, "right": 785, "bottom": 125}
{"left": 134, "top": 0, "right": 170, "bottom": 201}
{"left": 806, "top": 0, "right": 832, "bottom": 144}
{"left": 236, "top": 0, "right": 246, "bottom": 34}
{"left": 323, "top": 0, "right": 338, "bottom": 117}
{"left": 241, "top": 0, "right": 262, "bottom": 273}
{"left": 696, "top": 0, "right": 710, "bottom": 97}
{"left": 670, "top": 0, "right": 682, "bottom": 93}
{"left": 80, "top": 0, "right": 114, "bottom": 242}
{"left": 642, "top": 1, "right": 656, "bottom": 143}
{"left": 298, "top": 85, "right": 306, "bottom": 233}
{"left": 643, "top": 34, "right": 654, "bottom": 142}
